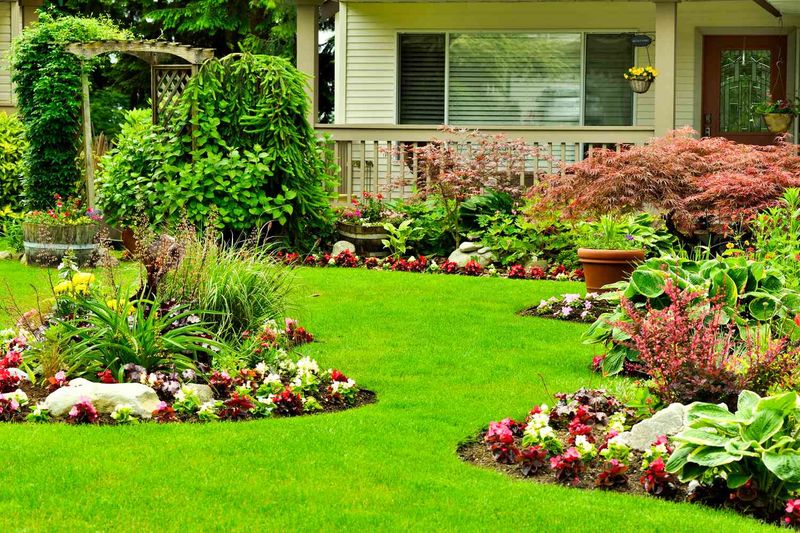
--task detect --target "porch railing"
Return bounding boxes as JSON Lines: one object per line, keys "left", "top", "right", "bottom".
{"left": 315, "top": 124, "right": 656, "bottom": 203}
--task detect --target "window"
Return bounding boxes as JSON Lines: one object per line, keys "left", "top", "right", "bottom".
{"left": 398, "top": 34, "right": 446, "bottom": 124}
{"left": 398, "top": 32, "right": 635, "bottom": 127}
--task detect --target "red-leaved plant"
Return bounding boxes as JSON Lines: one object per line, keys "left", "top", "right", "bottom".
{"left": 640, "top": 457, "right": 678, "bottom": 497}
{"left": 0, "top": 368, "right": 22, "bottom": 393}
{"left": 68, "top": 397, "right": 99, "bottom": 424}
{"left": 550, "top": 447, "right": 585, "bottom": 485}
{"left": 219, "top": 392, "right": 255, "bottom": 421}
{"left": 617, "top": 280, "right": 799, "bottom": 405}
{"left": 595, "top": 459, "right": 629, "bottom": 489}
{"left": 535, "top": 128, "right": 800, "bottom": 235}
{"left": 519, "top": 445, "right": 548, "bottom": 476}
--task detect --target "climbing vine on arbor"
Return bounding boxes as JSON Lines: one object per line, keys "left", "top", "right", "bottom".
{"left": 10, "top": 13, "right": 130, "bottom": 209}
{"left": 98, "top": 53, "right": 338, "bottom": 247}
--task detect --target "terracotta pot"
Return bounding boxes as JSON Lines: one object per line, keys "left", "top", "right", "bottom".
{"left": 336, "top": 221, "right": 389, "bottom": 258}
{"left": 121, "top": 228, "right": 138, "bottom": 255}
{"left": 22, "top": 222, "right": 99, "bottom": 266}
{"left": 629, "top": 78, "right": 652, "bottom": 94}
{"left": 578, "top": 248, "right": 645, "bottom": 293}
{"left": 763, "top": 113, "right": 794, "bottom": 134}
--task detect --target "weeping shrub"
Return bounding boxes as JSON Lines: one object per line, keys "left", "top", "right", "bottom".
{"left": 98, "top": 53, "right": 337, "bottom": 248}
{"left": 10, "top": 13, "right": 130, "bottom": 209}
{"left": 0, "top": 113, "right": 26, "bottom": 209}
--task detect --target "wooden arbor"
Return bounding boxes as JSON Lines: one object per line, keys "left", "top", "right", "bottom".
{"left": 64, "top": 40, "right": 215, "bottom": 208}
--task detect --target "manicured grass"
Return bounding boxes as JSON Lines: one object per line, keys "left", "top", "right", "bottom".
{"left": 0, "top": 265, "right": 779, "bottom": 531}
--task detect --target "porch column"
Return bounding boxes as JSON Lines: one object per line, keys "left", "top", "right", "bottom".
{"left": 654, "top": 0, "right": 679, "bottom": 137}
{"left": 296, "top": 0, "right": 322, "bottom": 125}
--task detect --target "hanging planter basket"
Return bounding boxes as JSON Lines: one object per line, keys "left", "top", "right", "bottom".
{"left": 762, "top": 113, "right": 794, "bottom": 134}
{"left": 629, "top": 78, "right": 653, "bottom": 94}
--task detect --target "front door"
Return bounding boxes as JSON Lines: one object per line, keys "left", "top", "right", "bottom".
{"left": 702, "top": 35, "right": 788, "bottom": 145}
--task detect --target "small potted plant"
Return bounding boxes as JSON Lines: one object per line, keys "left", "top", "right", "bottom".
{"left": 624, "top": 66, "right": 658, "bottom": 94}
{"left": 336, "top": 192, "right": 401, "bottom": 257}
{"left": 754, "top": 97, "right": 799, "bottom": 134}
{"left": 22, "top": 194, "right": 102, "bottom": 266}
{"left": 576, "top": 215, "right": 644, "bottom": 293}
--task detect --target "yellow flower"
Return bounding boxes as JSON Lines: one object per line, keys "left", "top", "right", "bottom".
{"left": 54, "top": 281, "right": 72, "bottom": 295}
{"left": 72, "top": 272, "right": 95, "bottom": 286}
{"left": 726, "top": 243, "right": 734, "bottom": 249}
{"left": 106, "top": 299, "right": 134, "bottom": 315}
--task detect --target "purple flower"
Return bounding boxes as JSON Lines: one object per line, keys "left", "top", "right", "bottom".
{"left": 624, "top": 234, "right": 635, "bottom": 241}
{"left": 561, "top": 306, "right": 573, "bottom": 317}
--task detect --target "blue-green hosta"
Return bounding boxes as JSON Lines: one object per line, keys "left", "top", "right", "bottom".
{"left": 666, "top": 390, "right": 800, "bottom": 511}
{"left": 583, "top": 256, "right": 800, "bottom": 374}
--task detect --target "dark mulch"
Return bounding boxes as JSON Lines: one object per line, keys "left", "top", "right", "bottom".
{"left": 458, "top": 430, "right": 783, "bottom": 527}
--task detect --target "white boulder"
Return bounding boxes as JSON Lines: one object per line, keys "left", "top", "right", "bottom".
{"left": 44, "top": 378, "right": 161, "bottom": 419}
{"left": 332, "top": 240, "right": 356, "bottom": 256}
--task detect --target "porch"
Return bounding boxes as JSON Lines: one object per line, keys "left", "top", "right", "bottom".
{"left": 296, "top": 0, "right": 800, "bottom": 201}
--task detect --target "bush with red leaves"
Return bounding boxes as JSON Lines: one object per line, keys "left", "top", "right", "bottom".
{"left": 152, "top": 401, "right": 178, "bottom": 423}
{"left": 528, "top": 266, "right": 547, "bottom": 280}
{"left": 440, "top": 260, "right": 459, "bottom": 274}
{"left": 640, "top": 457, "right": 678, "bottom": 497}
{"left": 550, "top": 447, "right": 584, "bottom": 485}
{"left": 520, "top": 445, "right": 548, "bottom": 476}
{"left": 536, "top": 128, "right": 800, "bottom": 235}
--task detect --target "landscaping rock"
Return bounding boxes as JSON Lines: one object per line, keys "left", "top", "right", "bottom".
{"left": 332, "top": 240, "right": 356, "bottom": 256}
{"left": 477, "top": 246, "right": 491, "bottom": 255}
{"left": 618, "top": 403, "right": 686, "bottom": 451}
{"left": 0, "top": 252, "right": 10, "bottom": 260}
{"left": 459, "top": 241, "right": 480, "bottom": 253}
{"left": 44, "top": 379, "right": 161, "bottom": 419}
{"left": 447, "top": 246, "right": 496, "bottom": 268}
{"left": 183, "top": 384, "right": 214, "bottom": 404}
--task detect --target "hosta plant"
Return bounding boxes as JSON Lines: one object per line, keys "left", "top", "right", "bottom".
{"left": 665, "top": 390, "right": 800, "bottom": 512}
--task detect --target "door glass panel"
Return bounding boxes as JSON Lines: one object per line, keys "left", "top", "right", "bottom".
{"left": 719, "top": 49, "right": 771, "bottom": 133}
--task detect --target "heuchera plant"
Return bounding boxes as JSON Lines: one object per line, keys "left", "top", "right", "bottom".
{"left": 519, "top": 446, "right": 548, "bottom": 477}
{"left": 219, "top": 392, "right": 255, "bottom": 421}
{"left": 640, "top": 457, "right": 677, "bottom": 497}
{"left": 271, "top": 387, "right": 304, "bottom": 416}
{"left": 152, "top": 401, "right": 178, "bottom": 423}
{"left": 0, "top": 368, "right": 22, "bottom": 393}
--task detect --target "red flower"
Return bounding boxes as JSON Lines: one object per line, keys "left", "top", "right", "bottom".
{"left": 96, "top": 369, "right": 117, "bottom": 384}
{"left": 330, "top": 369, "right": 349, "bottom": 382}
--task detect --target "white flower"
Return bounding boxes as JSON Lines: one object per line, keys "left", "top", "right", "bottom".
{"left": 296, "top": 356, "right": 320, "bottom": 377}
{"left": 528, "top": 412, "right": 550, "bottom": 429}
{"left": 5, "top": 389, "right": 27, "bottom": 406}
{"left": 255, "top": 362, "right": 268, "bottom": 376}
{"left": 330, "top": 378, "right": 356, "bottom": 394}
{"left": 328, "top": 258, "right": 336, "bottom": 266}
{"left": 655, "top": 443, "right": 668, "bottom": 455}
{"left": 574, "top": 435, "right": 596, "bottom": 458}
{"left": 563, "top": 293, "right": 581, "bottom": 304}
{"left": 198, "top": 401, "right": 218, "bottom": 415}
{"left": 263, "top": 373, "right": 282, "bottom": 386}
{"left": 538, "top": 426, "right": 555, "bottom": 439}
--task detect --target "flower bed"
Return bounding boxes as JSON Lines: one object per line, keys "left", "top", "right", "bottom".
{"left": 519, "top": 292, "right": 614, "bottom": 323}
{"left": 461, "top": 387, "right": 800, "bottom": 527}
{"left": 1, "top": 321, "right": 375, "bottom": 425}
{"left": 277, "top": 250, "right": 584, "bottom": 282}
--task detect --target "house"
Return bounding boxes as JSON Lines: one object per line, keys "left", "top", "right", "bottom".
{"left": 0, "top": 0, "right": 40, "bottom": 114}
{"left": 295, "top": 0, "right": 800, "bottom": 199}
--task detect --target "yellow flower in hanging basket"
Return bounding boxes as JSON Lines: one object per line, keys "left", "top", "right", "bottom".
{"left": 624, "top": 66, "right": 658, "bottom": 81}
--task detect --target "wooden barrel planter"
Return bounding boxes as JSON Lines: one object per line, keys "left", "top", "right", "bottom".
{"left": 336, "top": 221, "right": 389, "bottom": 258}
{"left": 578, "top": 248, "right": 645, "bottom": 293}
{"left": 22, "top": 222, "right": 99, "bottom": 266}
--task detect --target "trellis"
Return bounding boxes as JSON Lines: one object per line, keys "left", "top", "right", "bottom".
{"left": 64, "top": 40, "right": 215, "bottom": 208}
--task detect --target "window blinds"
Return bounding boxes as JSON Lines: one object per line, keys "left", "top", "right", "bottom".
{"left": 584, "top": 34, "right": 634, "bottom": 126}
{"left": 399, "top": 34, "right": 446, "bottom": 124}
{"left": 448, "top": 33, "right": 582, "bottom": 126}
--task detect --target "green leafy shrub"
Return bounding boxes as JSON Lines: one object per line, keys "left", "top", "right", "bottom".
{"left": 576, "top": 213, "right": 677, "bottom": 253}
{"left": 666, "top": 390, "right": 800, "bottom": 512}
{"left": 0, "top": 113, "right": 26, "bottom": 210}
{"left": 752, "top": 188, "right": 800, "bottom": 289}
{"left": 585, "top": 256, "right": 800, "bottom": 375}
{"left": 10, "top": 13, "right": 130, "bottom": 209}
{"left": 98, "top": 53, "right": 337, "bottom": 248}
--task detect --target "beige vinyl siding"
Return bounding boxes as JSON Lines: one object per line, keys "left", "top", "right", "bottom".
{"left": 0, "top": 2, "right": 11, "bottom": 105}
{"left": 341, "top": 1, "right": 800, "bottom": 132}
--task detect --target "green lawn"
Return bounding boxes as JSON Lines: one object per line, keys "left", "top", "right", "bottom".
{"left": 0, "top": 265, "right": 779, "bottom": 531}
